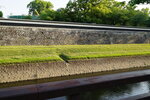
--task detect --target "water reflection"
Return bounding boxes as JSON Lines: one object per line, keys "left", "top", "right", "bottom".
{"left": 49, "top": 81, "right": 150, "bottom": 100}
{"left": 81, "top": 81, "right": 150, "bottom": 100}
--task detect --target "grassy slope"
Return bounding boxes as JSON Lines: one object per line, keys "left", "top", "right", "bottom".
{"left": 0, "top": 44, "right": 150, "bottom": 64}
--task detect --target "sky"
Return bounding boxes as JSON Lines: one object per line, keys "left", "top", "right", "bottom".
{"left": 0, "top": 0, "right": 150, "bottom": 17}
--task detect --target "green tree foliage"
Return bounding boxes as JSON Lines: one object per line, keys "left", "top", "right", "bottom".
{"left": 62, "top": 0, "right": 150, "bottom": 27}
{"left": 64, "top": 0, "right": 114, "bottom": 23}
{"left": 55, "top": 8, "right": 69, "bottom": 21}
{"left": 24, "top": 15, "right": 32, "bottom": 19}
{"left": 27, "top": 0, "right": 53, "bottom": 15}
{"left": 40, "top": 9, "right": 56, "bottom": 20}
{"left": 37, "top": 0, "right": 150, "bottom": 27}
{"left": 0, "top": 11, "right": 3, "bottom": 17}
{"left": 63, "top": 0, "right": 136, "bottom": 25}
{"left": 129, "top": 0, "right": 150, "bottom": 5}
{"left": 129, "top": 9, "right": 149, "bottom": 26}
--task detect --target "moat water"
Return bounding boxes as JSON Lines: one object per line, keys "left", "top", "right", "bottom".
{"left": 48, "top": 81, "right": 150, "bottom": 100}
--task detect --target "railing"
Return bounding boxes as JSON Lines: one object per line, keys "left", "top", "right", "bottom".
{"left": 1, "top": 69, "right": 150, "bottom": 100}
{"left": 0, "top": 18, "right": 150, "bottom": 32}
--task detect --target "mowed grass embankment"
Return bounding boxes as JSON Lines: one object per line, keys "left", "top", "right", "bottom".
{"left": 0, "top": 44, "right": 150, "bottom": 64}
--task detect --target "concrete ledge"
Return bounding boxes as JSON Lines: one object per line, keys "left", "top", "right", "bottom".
{"left": 1, "top": 69, "right": 150, "bottom": 100}
{"left": 0, "top": 56, "right": 150, "bottom": 86}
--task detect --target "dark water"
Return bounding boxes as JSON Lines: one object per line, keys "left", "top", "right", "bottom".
{"left": 48, "top": 81, "right": 150, "bottom": 100}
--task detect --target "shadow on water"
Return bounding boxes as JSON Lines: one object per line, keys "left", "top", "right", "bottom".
{"left": 48, "top": 81, "right": 150, "bottom": 100}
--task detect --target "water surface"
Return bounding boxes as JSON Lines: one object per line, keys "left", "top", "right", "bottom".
{"left": 48, "top": 81, "right": 150, "bottom": 100}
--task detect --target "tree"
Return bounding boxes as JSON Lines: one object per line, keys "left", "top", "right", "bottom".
{"left": 129, "top": 0, "right": 150, "bottom": 5}
{"left": 64, "top": 0, "right": 129, "bottom": 24}
{"left": 65, "top": 0, "right": 112, "bottom": 22}
{"left": 0, "top": 11, "right": 3, "bottom": 17}
{"left": 146, "top": 17, "right": 150, "bottom": 27}
{"left": 55, "top": 8, "right": 69, "bottom": 21}
{"left": 38, "top": 0, "right": 150, "bottom": 27}
{"left": 40, "top": 9, "right": 56, "bottom": 20}
{"left": 129, "top": 8, "right": 149, "bottom": 26}
{"left": 27, "top": 0, "right": 53, "bottom": 15}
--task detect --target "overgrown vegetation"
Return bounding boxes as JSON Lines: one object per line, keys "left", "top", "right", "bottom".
{"left": 27, "top": 0, "right": 150, "bottom": 27}
{"left": 0, "top": 11, "right": 3, "bottom": 17}
{"left": 0, "top": 44, "right": 150, "bottom": 64}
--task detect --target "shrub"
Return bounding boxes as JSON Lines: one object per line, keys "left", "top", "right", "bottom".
{"left": 0, "top": 11, "right": 3, "bottom": 17}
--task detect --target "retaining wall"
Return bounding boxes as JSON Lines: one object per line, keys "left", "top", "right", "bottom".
{"left": 0, "top": 26, "right": 150, "bottom": 45}
{"left": 1, "top": 56, "right": 150, "bottom": 86}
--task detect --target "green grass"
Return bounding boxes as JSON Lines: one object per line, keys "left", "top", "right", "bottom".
{"left": 0, "top": 44, "right": 150, "bottom": 64}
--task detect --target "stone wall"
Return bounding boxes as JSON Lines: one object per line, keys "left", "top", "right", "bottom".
{"left": 0, "top": 26, "right": 150, "bottom": 45}
{"left": 1, "top": 56, "right": 150, "bottom": 84}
